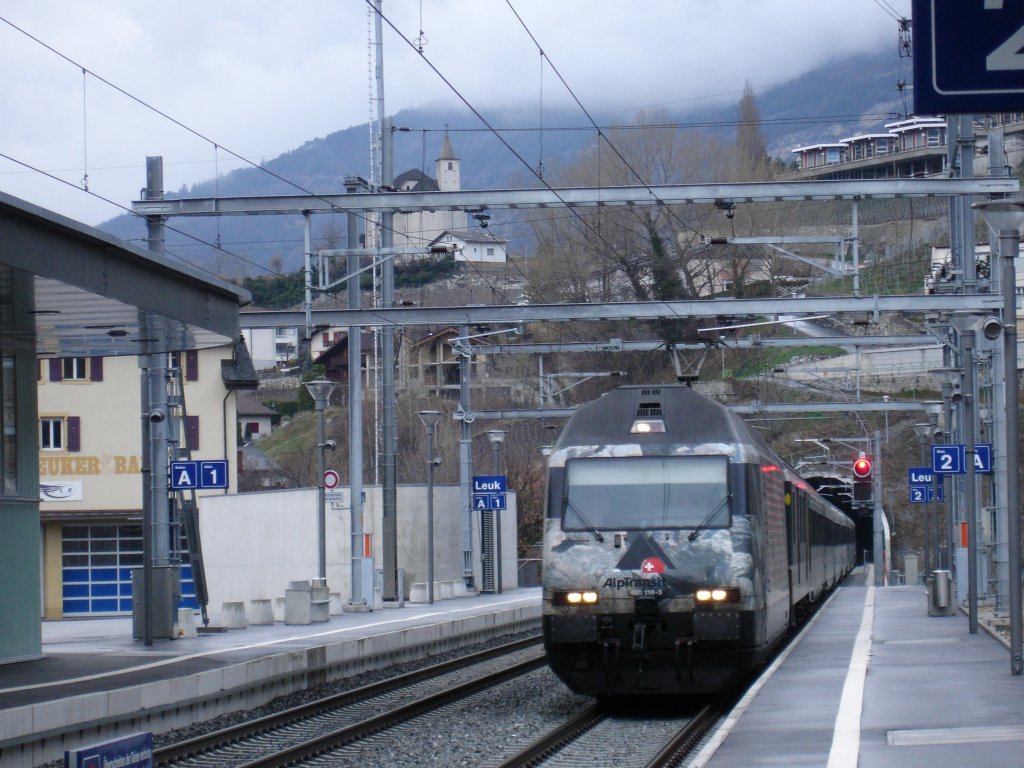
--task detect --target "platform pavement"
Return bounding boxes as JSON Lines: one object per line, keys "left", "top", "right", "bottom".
{"left": 693, "top": 572, "right": 1024, "bottom": 768}
{"left": 0, "top": 589, "right": 542, "bottom": 711}
{"left": 0, "top": 589, "right": 541, "bottom": 767}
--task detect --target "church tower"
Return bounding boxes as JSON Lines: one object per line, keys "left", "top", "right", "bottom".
{"left": 436, "top": 132, "right": 460, "bottom": 192}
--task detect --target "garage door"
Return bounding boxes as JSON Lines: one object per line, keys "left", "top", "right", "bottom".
{"left": 61, "top": 524, "right": 196, "bottom": 615}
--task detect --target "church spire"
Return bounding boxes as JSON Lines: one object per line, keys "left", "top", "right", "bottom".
{"left": 435, "top": 129, "right": 461, "bottom": 194}
{"left": 438, "top": 129, "right": 457, "bottom": 162}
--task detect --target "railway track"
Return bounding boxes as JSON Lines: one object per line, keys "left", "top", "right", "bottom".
{"left": 496, "top": 701, "right": 721, "bottom": 768}
{"left": 154, "top": 636, "right": 544, "bottom": 767}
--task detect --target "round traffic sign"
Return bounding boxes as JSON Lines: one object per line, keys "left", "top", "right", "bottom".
{"left": 324, "top": 469, "right": 340, "bottom": 489}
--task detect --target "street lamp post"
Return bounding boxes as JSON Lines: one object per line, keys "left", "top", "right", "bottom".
{"left": 304, "top": 380, "right": 335, "bottom": 584}
{"left": 486, "top": 429, "right": 507, "bottom": 595}
{"left": 973, "top": 198, "right": 1024, "bottom": 675}
{"left": 913, "top": 422, "right": 936, "bottom": 576}
{"left": 418, "top": 410, "right": 443, "bottom": 605}
{"left": 930, "top": 366, "right": 964, "bottom": 578}
{"left": 962, "top": 330, "right": 981, "bottom": 633}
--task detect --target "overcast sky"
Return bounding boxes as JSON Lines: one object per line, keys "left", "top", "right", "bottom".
{"left": 0, "top": 0, "right": 910, "bottom": 226}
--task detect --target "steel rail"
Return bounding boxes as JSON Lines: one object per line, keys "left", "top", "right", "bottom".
{"left": 154, "top": 635, "right": 541, "bottom": 766}
{"left": 232, "top": 655, "right": 547, "bottom": 767}
{"left": 493, "top": 702, "right": 606, "bottom": 768}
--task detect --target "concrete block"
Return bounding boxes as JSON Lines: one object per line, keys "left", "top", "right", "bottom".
{"left": 310, "top": 580, "right": 329, "bottom": 622}
{"left": 408, "top": 582, "right": 428, "bottom": 603}
{"left": 329, "top": 592, "right": 344, "bottom": 615}
{"left": 285, "top": 585, "right": 312, "bottom": 625}
{"left": 274, "top": 596, "right": 286, "bottom": 622}
{"left": 222, "top": 601, "right": 248, "bottom": 629}
{"left": 439, "top": 581, "right": 455, "bottom": 599}
{"left": 452, "top": 580, "right": 469, "bottom": 597}
{"left": 250, "top": 599, "right": 274, "bottom": 625}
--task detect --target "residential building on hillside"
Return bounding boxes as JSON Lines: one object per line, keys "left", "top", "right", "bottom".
{"left": 313, "top": 329, "right": 372, "bottom": 387}
{"left": 38, "top": 340, "right": 258, "bottom": 619}
{"left": 790, "top": 114, "right": 1024, "bottom": 180}
{"left": 397, "top": 326, "right": 532, "bottom": 402}
{"left": 238, "top": 392, "right": 280, "bottom": 442}
{"left": 792, "top": 116, "right": 948, "bottom": 178}
{"left": 241, "top": 320, "right": 299, "bottom": 370}
{"left": 431, "top": 229, "right": 508, "bottom": 264}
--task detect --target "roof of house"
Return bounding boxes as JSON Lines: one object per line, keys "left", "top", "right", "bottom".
{"left": 220, "top": 336, "right": 260, "bottom": 390}
{"left": 431, "top": 229, "right": 509, "bottom": 246}
{"left": 314, "top": 330, "right": 375, "bottom": 364}
{"left": 236, "top": 392, "right": 278, "bottom": 417}
{"left": 393, "top": 168, "right": 440, "bottom": 192}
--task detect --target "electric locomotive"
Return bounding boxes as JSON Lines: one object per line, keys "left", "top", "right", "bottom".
{"left": 542, "top": 384, "right": 855, "bottom": 697}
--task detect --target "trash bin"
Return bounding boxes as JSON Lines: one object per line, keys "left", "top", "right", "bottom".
{"left": 928, "top": 569, "right": 956, "bottom": 616}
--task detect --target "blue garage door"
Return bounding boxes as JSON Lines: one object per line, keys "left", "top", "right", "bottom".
{"left": 61, "top": 525, "right": 196, "bottom": 615}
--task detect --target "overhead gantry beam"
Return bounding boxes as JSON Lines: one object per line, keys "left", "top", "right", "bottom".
{"left": 133, "top": 178, "right": 1018, "bottom": 217}
{"left": 468, "top": 334, "right": 938, "bottom": 355}
{"left": 238, "top": 293, "right": 1001, "bottom": 330}
{"left": 456, "top": 400, "right": 937, "bottom": 422}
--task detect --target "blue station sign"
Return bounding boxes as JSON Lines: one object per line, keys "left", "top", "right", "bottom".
{"left": 931, "top": 444, "right": 963, "bottom": 474}
{"left": 909, "top": 485, "right": 945, "bottom": 504}
{"left": 473, "top": 474, "right": 507, "bottom": 512}
{"left": 171, "top": 460, "right": 229, "bottom": 490}
{"left": 908, "top": 467, "right": 942, "bottom": 485}
{"left": 930, "top": 444, "right": 994, "bottom": 475}
{"left": 913, "top": 0, "right": 1024, "bottom": 113}
{"left": 65, "top": 731, "right": 153, "bottom": 768}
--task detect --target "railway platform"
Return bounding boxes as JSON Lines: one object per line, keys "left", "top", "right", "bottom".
{"left": 695, "top": 568, "right": 1024, "bottom": 768}
{"left": 0, "top": 589, "right": 540, "bottom": 767}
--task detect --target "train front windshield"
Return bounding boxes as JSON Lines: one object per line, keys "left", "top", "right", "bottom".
{"left": 562, "top": 455, "right": 729, "bottom": 531}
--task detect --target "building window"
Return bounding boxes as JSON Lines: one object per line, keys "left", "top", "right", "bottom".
{"left": 62, "top": 358, "right": 87, "bottom": 380}
{"left": 486, "top": 247, "right": 495, "bottom": 257}
{"left": 41, "top": 417, "right": 63, "bottom": 450}
{"left": 40, "top": 415, "right": 80, "bottom": 452}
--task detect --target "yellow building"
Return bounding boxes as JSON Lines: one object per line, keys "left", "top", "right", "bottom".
{"left": 37, "top": 341, "right": 257, "bottom": 619}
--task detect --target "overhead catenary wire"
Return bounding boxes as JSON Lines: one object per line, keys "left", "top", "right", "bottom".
{"left": 0, "top": 150, "right": 279, "bottom": 280}
{"left": 872, "top": 0, "right": 904, "bottom": 23}
{"left": 365, "top": 0, "right": 626, "bottom": 264}
{"left": 80, "top": 67, "right": 88, "bottom": 191}
{"left": 503, "top": 0, "right": 707, "bottom": 242}
{"left": 0, "top": 13, "right": 415, "bottom": 264}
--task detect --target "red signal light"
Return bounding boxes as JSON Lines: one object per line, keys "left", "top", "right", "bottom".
{"left": 853, "top": 456, "right": 872, "bottom": 478}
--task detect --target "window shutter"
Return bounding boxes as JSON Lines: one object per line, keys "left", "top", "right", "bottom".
{"left": 185, "top": 350, "right": 199, "bottom": 381}
{"left": 49, "top": 359, "right": 62, "bottom": 382}
{"left": 90, "top": 357, "right": 104, "bottom": 382}
{"left": 67, "top": 416, "right": 81, "bottom": 452}
{"left": 186, "top": 416, "right": 200, "bottom": 451}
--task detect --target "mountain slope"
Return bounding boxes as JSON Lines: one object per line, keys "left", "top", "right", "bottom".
{"left": 99, "top": 47, "right": 906, "bottom": 276}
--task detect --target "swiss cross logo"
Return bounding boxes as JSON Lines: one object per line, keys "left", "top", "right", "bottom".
{"left": 616, "top": 536, "right": 675, "bottom": 572}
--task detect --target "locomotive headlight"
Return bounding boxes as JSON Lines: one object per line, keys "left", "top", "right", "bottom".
{"left": 695, "top": 587, "right": 739, "bottom": 603}
{"left": 630, "top": 418, "right": 666, "bottom": 434}
{"left": 555, "top": 590, "right": 599, "bottom": 605}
